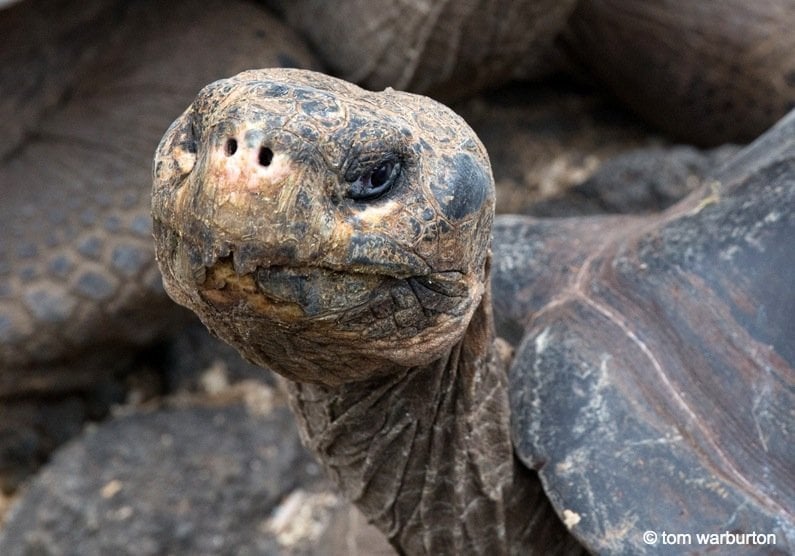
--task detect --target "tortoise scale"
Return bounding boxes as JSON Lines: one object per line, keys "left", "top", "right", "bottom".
{"left": 152, "top": 69, "right": 794, "bottom": 554}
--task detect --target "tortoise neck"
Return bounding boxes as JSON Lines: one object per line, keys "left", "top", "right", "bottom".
{"left": 283, "top": 283, "right": 581, "bottom": 555}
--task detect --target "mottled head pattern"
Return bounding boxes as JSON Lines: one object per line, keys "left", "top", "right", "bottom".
{"left": 153, "top": 69, "right": 494, "bottom": 385}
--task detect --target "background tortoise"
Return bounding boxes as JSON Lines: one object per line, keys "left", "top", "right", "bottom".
{"left": 267, "top": 0, "right": 795, "bottom": 144}
{"left": 152, "top": 68, "right": 793, "bottom": 554}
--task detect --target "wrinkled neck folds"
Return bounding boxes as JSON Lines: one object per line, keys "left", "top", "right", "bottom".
{"left": 284, "top": 284, "right": 517, "bottom": 553}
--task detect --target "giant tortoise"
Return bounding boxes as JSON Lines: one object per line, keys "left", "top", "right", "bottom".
{"left": 152, "top": 68, "right": 794, "bottom": 554}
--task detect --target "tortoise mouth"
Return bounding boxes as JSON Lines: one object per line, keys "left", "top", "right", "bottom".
{"left": 201, "top": 256, "right": 468, "bottom": 320}
{"left": 253, "top": 265, "right": 386, "bottom": 316}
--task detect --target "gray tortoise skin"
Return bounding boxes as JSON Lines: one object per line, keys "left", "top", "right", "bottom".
{"left": 153, "top": 68, "right": 793, "bottom": 554}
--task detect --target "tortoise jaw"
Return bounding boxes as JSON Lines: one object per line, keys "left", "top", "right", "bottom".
{"left": 198, "top": 252, "right": 470, "bottom": 323}
{"left": 253, "top": 265, "right": 385, "bottom": 316}
{"left": 253, "top": 266, "right": 470, "bottom": 317}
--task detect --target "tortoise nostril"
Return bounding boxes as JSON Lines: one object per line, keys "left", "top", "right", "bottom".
{"left": 225, "top": 138, "right": 238, "bottom": 156}
{"left": 259, "top": 147, "right": 273, "bottom": 166}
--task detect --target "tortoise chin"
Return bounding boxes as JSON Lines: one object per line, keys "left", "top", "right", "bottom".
{"left": 184, "top": 256, "right": 482, "bottom": 383}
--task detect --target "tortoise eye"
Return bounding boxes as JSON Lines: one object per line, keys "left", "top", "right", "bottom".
{"left": 347, "top": 159, "right": 401, "bottom": 201}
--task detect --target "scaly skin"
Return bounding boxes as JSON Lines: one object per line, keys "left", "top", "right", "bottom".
{"left": 153, "top": 68, "right": 584, "bottom": 554}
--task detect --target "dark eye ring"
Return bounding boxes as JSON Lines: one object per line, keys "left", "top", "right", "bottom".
{"left": 347, "top": 159, "right": 401, "bottom": 201}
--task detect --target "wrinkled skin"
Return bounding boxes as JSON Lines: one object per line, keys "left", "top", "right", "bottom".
{"left": 153, "top": 68, "right": 583, "bottom": 555}
{"left": 154, "top": 68, "right": 794, "bottom": 554}
{"left": 153, "top": 69, "right": 493, "bottom": 384}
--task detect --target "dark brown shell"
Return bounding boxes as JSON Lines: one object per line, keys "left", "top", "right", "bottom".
{"left": 499, "top": 111, "right": 795, "bottom": 553}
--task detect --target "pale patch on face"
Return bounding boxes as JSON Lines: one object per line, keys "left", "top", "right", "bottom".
{"left": 217, "top": 151, "right": 294, "bottom": 191}
{"left": 355, "top": 200, "right": 400, "bottom": 225}
{"left": 329, "top": 218, "right": 354, "bottom": 249}
{"left": 173, "top": 146, "right": 196, "bottom": 176}
{"left": 204, "top": 149, "right": 297, "bottom": 213}
{"left": 252, "top": 152, "right": 293, "bottom": 190}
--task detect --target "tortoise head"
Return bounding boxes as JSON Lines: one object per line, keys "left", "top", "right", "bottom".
{"left": 152, "top": 69, "right": 495, "bottom": 385}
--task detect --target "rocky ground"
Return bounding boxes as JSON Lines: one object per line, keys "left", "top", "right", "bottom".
{"left": 0, "top": 320, "right": 395, "bottom": 555}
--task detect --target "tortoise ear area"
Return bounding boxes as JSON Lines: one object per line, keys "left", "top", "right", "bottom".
{"left": 430, "top": 152, "right": 492, "bottom": 221}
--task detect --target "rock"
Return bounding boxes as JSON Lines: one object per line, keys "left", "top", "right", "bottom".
{"left": 530, "top": 145, "right": 740, "bottom": 216}
{"left": 0, "top": 400, "right": 315, "bottom": 554}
